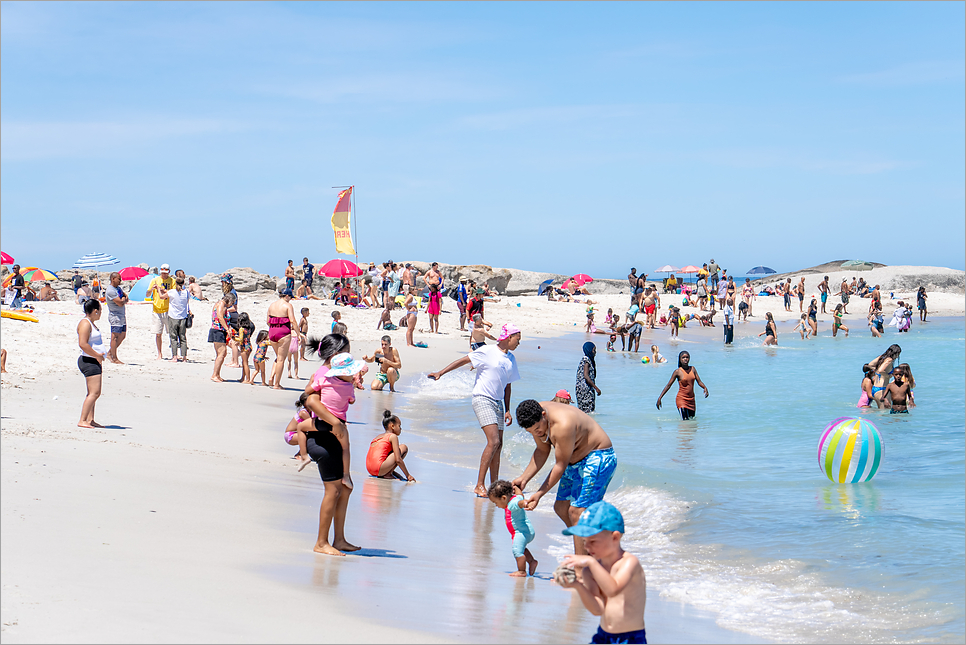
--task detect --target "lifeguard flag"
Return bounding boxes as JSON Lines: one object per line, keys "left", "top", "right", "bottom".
{"left": 331, "top": 187, "right": 355, "bottom": 255}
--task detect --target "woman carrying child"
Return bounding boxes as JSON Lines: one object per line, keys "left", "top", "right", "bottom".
{"left": 299, "top": 333, "right": 363, "bottom": 556}
{"left": 487, "top": 480, "right": 537, "bottom": 577}
{"left": 365, "top": 410, "right": 416, "bottom": 481}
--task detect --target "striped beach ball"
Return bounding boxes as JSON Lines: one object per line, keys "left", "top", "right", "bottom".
{"left": 817, "top": 417, "right": 883, "bottom": 483}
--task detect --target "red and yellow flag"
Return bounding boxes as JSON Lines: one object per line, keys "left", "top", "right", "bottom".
{"left": 330, "top": 187, "right": 355, "bottom": 255}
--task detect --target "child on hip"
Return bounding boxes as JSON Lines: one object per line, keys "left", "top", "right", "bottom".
{"left": 488, "top": 480, "right": 538, "bottom": 577}
{"left": 297, "top": 353, "right": 366, "bottom": 491}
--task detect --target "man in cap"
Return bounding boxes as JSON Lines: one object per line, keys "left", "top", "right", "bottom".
{"left": 148, "top": 264, "right": 175, "bottom": 359}
{"left": 512, "top": 398, "right": 617, "bottom": 555}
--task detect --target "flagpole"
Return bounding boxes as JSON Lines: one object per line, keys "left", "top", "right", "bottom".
{"left": 351, "top": 185, "right": 358, "bottom": 268}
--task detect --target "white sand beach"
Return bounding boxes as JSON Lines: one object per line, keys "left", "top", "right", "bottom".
{"left": 1, "top": 262, "right": 962, "bottom": 643}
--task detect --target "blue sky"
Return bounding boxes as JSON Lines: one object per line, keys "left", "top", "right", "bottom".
{"left": 2, "top": 2, "right": 963, "bottom": 279}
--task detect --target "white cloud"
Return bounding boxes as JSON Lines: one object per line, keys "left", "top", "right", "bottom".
{"left": 0, "top": 118, "right": 250, "bottom": 160}
{"left": 838, "top": 61, "right": 965, "bottom": 86}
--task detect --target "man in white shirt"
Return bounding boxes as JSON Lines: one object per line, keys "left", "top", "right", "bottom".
{"left": 428, "top": 323, "right": 522, "bottom": 497}
{"left": 723, "top": 298, "right": 735, "bottom": 345}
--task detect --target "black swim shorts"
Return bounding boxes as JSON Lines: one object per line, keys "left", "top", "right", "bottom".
{"left": 307, "top": 425, "right": 344, "bottom": 482}
{"left": 78, "top": 356, "right": 102, "bottom": 378}
{"left": 208, "top": 329, "right": 227, "bottom": 343}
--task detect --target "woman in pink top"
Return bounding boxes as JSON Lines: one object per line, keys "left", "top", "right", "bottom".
{"left": 298, "top": 333, "right": 366, "bottom": 556}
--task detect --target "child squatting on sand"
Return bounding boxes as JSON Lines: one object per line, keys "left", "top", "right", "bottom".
{"left": 487, "top": 480, "right": 538, "bottom": 577}
{"left": 556, "top": 501, "right": 647, "bottom": 644}
{"left": 365, "top": 410, "right": 416, "bottom": 481}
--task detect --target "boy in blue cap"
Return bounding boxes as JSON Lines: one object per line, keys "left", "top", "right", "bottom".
{"left": 558, "top": 501, "right": 647, "bottom": 644}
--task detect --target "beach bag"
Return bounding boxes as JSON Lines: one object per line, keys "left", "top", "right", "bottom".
{"left": 186, "top": 312, "right": 194, "bottom": 329}
{"left": 448, "top": 286, "right": 460, "bottom": 301}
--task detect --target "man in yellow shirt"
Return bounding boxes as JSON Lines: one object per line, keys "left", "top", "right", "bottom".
{"left": 148, "top": 264, "right": 175, "bottom": 360}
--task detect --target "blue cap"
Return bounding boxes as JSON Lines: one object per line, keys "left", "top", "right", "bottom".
{"left": 562, "top": 501, "right": 624, "bottom": 537}
{"left": 280, "top": 288, "right": 294, "bottom": 297}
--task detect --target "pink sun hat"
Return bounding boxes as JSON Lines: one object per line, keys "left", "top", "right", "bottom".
{"left": 498, "top": 323, "right": 521, "bottom": 341}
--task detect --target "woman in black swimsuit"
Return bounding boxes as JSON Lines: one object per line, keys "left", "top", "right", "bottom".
{"left": 758, "top": 312, "right": 777, "bottom": 346}
{"left": 807, "top": 299, "right": 819, "bottom": 336}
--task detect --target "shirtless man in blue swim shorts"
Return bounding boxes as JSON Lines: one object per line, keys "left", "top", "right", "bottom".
{"left": 512, "top": 399, "right": 617, "bottom": 555}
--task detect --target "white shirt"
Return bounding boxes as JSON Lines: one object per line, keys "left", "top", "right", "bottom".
{"left": 167, "top": 288, "right": 191, "bottom": 319}
{"left": 468, "top": 345, "right": 520, "bottom": 400}
{"left": 724, "top": 304, "right": 735, "bottom": 325}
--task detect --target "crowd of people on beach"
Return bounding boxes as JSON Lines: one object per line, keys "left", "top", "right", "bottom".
{"left": 1, "top": 251, "right": 928, "bottom": 645}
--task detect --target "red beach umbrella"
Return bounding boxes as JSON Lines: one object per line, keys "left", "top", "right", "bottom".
{"left": 0, "top": 252, "right": 14, "bottom": 265}
{"left": 318, "top": 259, "right": 363, "bottom": 278}
{"left": 571, "top": 274, "right": 593, "bottom": 285}
{"left": 118, "top": 266, "right": 149, "bottom": 281}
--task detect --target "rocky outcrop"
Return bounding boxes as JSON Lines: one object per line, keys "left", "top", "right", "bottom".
{"left": 198, "top": 268, "right": 276, "bottom": 296}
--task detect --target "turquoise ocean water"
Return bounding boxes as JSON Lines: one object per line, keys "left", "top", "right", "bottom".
{"left": 401, "top": 317, "right": 965, "bottom": 643}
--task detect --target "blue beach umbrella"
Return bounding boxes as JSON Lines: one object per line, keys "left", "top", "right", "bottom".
{"left": 128, "top": 273, "right": 158, "bottom": 302}
{"left": 537, "top": 279, "right": 554, "bottom": 295}
{"left": 72, "top": 252, "right": 119, "bottom": 269}
{"left": 747, "top": 266, "right": 776, "bottom": 275}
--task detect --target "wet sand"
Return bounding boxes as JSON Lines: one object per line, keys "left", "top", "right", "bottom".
{"left": 1, "top": 331, "right": 761, "bottom": 643}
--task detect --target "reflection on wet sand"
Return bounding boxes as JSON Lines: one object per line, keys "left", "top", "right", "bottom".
{"left": 295, "top": 453, "right": 596, "bottom": 644}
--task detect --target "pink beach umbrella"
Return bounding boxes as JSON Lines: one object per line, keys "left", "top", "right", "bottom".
{"left": 118, "top": 266, "right": 149, "bottom": 281}
{"left": 571, "top": 273, "right": 593, "bottom": 286}
{"left": 318, "top": 259, "right": 363, "bottom": 279}
{"left": 0, "top": 251, "right": 14, "bottom": 265}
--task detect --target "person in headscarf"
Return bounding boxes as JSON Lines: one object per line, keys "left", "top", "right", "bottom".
{"left": 575, "top": 341, "right": 601, "bottom": 413}
{"left": 656, "top": 350, "right": 709, "bottom": 420}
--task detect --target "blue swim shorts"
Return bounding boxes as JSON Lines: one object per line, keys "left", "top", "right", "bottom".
{"left": 556, "top": 447, "right": 617, "bottom": 509}
{"left": 592, "top": 625, "right": 646, "bottom": 644}
{"left": 821, "top": 293, "right": 828, "bottom": 302}
{"left": 111, "top": 324, "right": 127, "bottom": 334}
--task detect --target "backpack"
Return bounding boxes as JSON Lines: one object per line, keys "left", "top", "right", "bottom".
{"left": 448, "top": 286, "right": 460, "bottom": 301}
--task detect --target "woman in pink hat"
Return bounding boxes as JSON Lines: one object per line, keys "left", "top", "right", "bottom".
{"left": 428, "top": 323, "right": 522, "bottom": 498}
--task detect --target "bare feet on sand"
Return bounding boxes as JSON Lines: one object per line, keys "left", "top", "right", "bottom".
{"left": 314, "top": 544, "right": 345, "bottom": 556}
{"left": 333, "top": 540, "right": 360, "bottom": 552}
{"left": 474, "top": 484, "right": 488, "bottom": 498}
{"left": 528, "top": 558, "right": 539, "bottom": 576}
{"left": 211, "top": 376, "right": 225, "bottom": 383}
{"left": 509, "top": 570, "right": 527, "bottom": 577}
{"left": 90, "top": 421, "right": 104, "bottom": 428}
{"left": 77, "top": 422, "right": 94, "bottom": 428}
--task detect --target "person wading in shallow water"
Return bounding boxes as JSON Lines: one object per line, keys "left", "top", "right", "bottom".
{"left": 428, "top": 324, "right": 522, "bottom": 498}
{"left": 655, "top": 351, "right": 709, "bottom": 421}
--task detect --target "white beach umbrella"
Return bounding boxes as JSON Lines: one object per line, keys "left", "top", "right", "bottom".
{"left": 72, "top": 253, "right": 120, "bottom": 269}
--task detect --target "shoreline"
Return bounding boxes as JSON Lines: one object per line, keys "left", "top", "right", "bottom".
{"left": 0, "top": 350, "right": 762, "bottom": 644}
